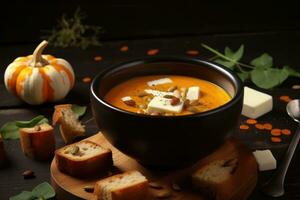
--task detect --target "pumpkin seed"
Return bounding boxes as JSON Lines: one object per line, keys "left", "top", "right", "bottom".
{"left": 69, "top": 145, "right": 80, "bottom": 155}
{"left": 190, "top": 100, "right": 200, "bottom": 106}
{"left": 163, "top": 94, "right": 175, "bottom": 99}
{"left": 22, "top": 170, "right": 35, "bottom": 179}
{"left": 171, "top": 182, "right": 181, "bottom": 191}
{"left": 156, "top": 190, "right": 172, "bottom": 198}
{"left": 83, "top": 185, "right": 94, "bottom": 193}
{"left": 187, "top": 106, "right": 199, "bottom": 113}
{"left": 149, "top": 181, "right": 163, "bottom": 189}
{"left": 292, "top": 85, "right": 300, "bottom": 89}
{"left": 167, "top": 85, "right": 177, "bottom": 92}
{"left": 137, "top": 91, "right": 148, "bottom": 97}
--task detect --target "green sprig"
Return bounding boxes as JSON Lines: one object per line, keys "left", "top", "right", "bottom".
{"left": 201, "top": 43, "right": 300, "bottom": 89}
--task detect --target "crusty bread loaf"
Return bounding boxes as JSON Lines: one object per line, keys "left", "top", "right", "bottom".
{"left": 55, "top": 140, "right": 112, "bottom": 178}
{"left": 19, "top": 123, "right": 55, "bottom": 161}
{"left": 0, "top": 135, "right": 6, "bottom": 166}
{"left": 52, "top": 104, "right": 85, "bottom": 144}
{"left": 94, "top": 171, "right": 149, "bottom": 200}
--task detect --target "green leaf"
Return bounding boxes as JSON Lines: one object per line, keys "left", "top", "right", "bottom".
{"left": 71, "top": 105, "right": 87, "bottom": 117}
{"left": 15, "top": 115, "right": 49, "bottom": 128}
{"left": 224, "top": 45, "right": 244, "bottom": 61}
{"left": 9, "top": 191, "right": 33, "bottom": 200}
{"left": 214, "top": 59, "right": 235, "bottom": 69}
{"left": 250, "top": 67, "right": 289, "bottom": 89}
{"left": 250, "top": 53, "right": 273, "bottom": 69}
{"left": 0, "top": 115, "right": 49, "bottom": 140}
{"left": 283, "top": 65, "right": 300, "bottom": 78}
{"left": 32, "top": 182, "right": 55, "bottom": 199}
{"left": 0, "top": 122, "right": 19, "bottom": 139}
{"left": 237, "top": 72, "right": 250, "bottom": 82}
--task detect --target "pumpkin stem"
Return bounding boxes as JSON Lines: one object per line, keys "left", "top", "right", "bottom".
{"left": 31, "top": 40, "right": 49, "bottom": 67}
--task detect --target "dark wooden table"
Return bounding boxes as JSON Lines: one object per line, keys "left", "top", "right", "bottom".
{"left": 1, "top": 31, "right": 300, "bottom": 199}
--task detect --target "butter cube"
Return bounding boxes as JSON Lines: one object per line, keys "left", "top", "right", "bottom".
{"left": 147, "top": 78, "right": 172, "bottom": 86}
{"left": 253, "top": 150, "right": 276, "bottom": 171}
{"left": 147, "top": 96, "right": 184, "bottom": 113}
{"left": 242, "top": 87, "right": 273, "bottom": 119}
{"left": 186, "top": 86, "right": 200, "bottom": 101}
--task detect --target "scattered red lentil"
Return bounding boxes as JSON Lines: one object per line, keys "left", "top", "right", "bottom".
{"left": 271, "top": 128, "right": 281, "bottom": 136}
{"left": 255, "top": 123, "right": 265, "bottom": 130}
{"left": 246, "top": 119, "right": 257, "bottom": 125}
{"left": 239, "top": 124, "right": 250, "bottom": 130}
{"left": 279, "top": 95, "right": 292, "bottom": 103}
{"left": 94, "top": 56, "right": 103, "bottom": 61}
{"left": 186, "top": 50, "right": 199, "bottom": 56}
{"left": 82, "top": 77, "right": 92, "bottom": 83}
{"left": 281, "top": 129, "right": 291, "bottom": 136}
{"left": 147, "top": 49, "right": 159, "bottom": 56}
{"left": 271, "top": 137, "right": 282, "bottom": 143}
{"left": 263, "top": 123, "right": 273, "bottom": 130}
{"left": 120, "top": 46, "right": 129, "bottom": 52}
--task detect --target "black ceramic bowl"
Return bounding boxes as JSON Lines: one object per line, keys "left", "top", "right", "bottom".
{"left": 90, "top": 56, "right": 243, "bottom": 168}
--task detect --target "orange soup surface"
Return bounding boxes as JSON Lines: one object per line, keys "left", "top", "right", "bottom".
{"left": 105, "top": 75, "right": 231, "bottom": 116}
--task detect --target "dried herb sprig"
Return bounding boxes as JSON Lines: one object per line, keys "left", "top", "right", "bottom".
{"left": 43, "top": 7, "right": 103, "bottom": 49}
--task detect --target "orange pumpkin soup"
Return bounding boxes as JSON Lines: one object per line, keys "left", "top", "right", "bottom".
{"left": 105, "top": 75, "right": 231, "bottom": 116}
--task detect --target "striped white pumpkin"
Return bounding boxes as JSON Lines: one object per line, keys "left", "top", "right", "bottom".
{"left": 4, "top": 41, "right": 75, "bottom": 105}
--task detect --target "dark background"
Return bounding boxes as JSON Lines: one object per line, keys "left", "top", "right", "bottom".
{"left": 1, "top": 1, "right": 300, "bottom": 200}
{"left": 0, "top": 1, "right": 300, "bottom": 44}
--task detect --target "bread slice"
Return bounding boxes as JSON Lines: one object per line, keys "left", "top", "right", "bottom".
{"left": 52, "top": 104, "right": 85, "bottom": 144}
{"left": 0, "top": 135, "right": 6, "bottom": 166}
{"left": 94, "top": 171, "right": 148, "bottom": 200}
{"left": 55, "top": 140, "right": 112, "bottom": 178}
{"left": 191, "top": 139, "right": 258, "bottom": 200}
{"left": 19, "top": 123, "right": 55, "bottom": 161}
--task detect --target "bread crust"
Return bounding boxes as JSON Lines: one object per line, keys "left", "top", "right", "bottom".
{"left": 94, "top": 171, "right": 149, "bottom": 200}
{"left": 52, "top": 104, "right": 72, "bottom": 125}
{"left": 19, "top": 124, "right": 55, "bottom": 161}
{"left": 55, "top": 140, "right": 113, "bottom": 178}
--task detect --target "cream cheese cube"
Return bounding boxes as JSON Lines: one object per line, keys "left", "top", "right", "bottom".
{"left": 147, "top": 96, "right": 184, "bottom": 113}
{"left": 242, "top": 87, "right": 273, "bottom": 119}
{"left": 147, "top": 78, "right": 172, "bottom": 86}
{"left": 186, "top": 86, "right": 200, "bottom": 101}
{"left": 144, "top": 89, "right": 173, "bottom": 97}
{"left": 253, "top": 150, "right": 276, "bottom": 171}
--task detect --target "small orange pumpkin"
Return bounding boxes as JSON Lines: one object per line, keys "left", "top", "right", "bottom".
{"left": 4, "top": 41, "right": 75, "bottom": 105}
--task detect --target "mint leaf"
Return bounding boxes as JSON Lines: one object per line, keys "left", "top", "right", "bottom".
{"left": 250, "top": 67, "right": 289, "bottom": 89}
{"left": 32, "top": 182, "right": 55, "bottom": 199}
{"left": 9, "top": 191, "right": 33, "bottom": 200}
{"left": 214, "top": 59, "right": 235, "bottom": 69}
{"left": 224, "top": 45, "right": 244, "bottom": 61}
{"left": 71, "top": 105, "right": 87, "bottom": 117}
{"left": 0, "top": 115, "right": 49, "bottom": 140}
{"left": 0, "top": 122, "right": 19, "bottom": 139}
{"left": 283, "top": 65, "right": 300, "bottom": 78}
{"left": 15, "top": 115, "right": 49, "bottom": 128}
{"left": 250, "top": 53, "right": 273, "bottom": 69}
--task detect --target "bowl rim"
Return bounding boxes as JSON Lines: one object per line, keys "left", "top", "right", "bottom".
{"left": 90, "top": 56, "right": 243, "bottom": 119}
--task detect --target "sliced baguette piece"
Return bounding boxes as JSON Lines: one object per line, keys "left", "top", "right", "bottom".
{"left": 52, "top": 104, "right": 85, "bottom": 144}
{"left": 0, "top": 135, "right": 6, "bottom": 166}
{"left": 19, "top": 123, "right": 55, "bottom": 161}
{"left": 55, "top": 140, "right": 112, "bottom": 178}
{"left": 94, "top": 170, "right": 149, "bottom": 200}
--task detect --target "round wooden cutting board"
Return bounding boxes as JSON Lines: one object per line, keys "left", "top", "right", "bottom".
{"left": 51, "top": 133, "right": 258, "bottom": 200}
